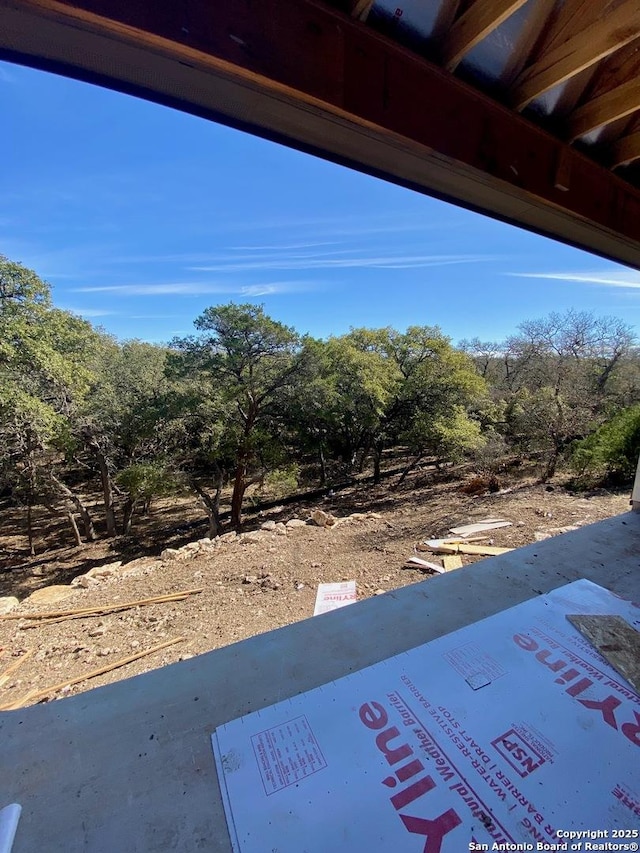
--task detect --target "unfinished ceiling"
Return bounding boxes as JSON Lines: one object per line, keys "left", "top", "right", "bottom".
{"left": 2, "top": 0, "right": 640, "bottom": 267}
{"left": 340, "top": 0, "right": 640, "bottom": 180}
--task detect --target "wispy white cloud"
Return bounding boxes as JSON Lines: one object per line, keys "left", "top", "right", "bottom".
{"left": 508, "top": 270, "right": 640, "bottom": 289}
{"left": 190, "top": 254, "right": 495, "bottom": 273}
{"left": 61, "top": 307, "right": 116, "bottom": 317}
{"left": 73, "top": 280, "right": 313, "bottom": 296}
{"left": 229, "top": 241, "right": 340, "bottom": 251}
{"left": 218, "top": 214, "right": 455, "bottom": 238}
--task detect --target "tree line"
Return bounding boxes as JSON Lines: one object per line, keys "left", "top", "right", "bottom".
{"left": 2, "top": 255, "right": 639, "bottom": 553}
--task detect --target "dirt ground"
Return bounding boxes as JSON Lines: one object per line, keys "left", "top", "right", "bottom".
{"left": 0, "top": 469, "right": 631, "bottom": 710}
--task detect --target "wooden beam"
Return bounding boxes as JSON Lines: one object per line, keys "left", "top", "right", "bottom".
{"left": 2, "top": 0, "right": 640, "bottom": 268}
{"left": 579, "top": 36, "right": 640, "bottom": 104}
{"left": 535, "top": 0, "right": 599, "bottom": 55}
{"left": 430, "top": 0, "right": 462, "bottom": 46}
{"left": 568, "top": 77, "right": 640, "bottom": 141}
{"left": 351, "top": 0, "right": 374, "bottom": 22}
{"left": 500, "top": 0, "right": 557, "bottom": 88}
{"left": 610, "top": 131, "right": 640, "bottom": 168}
{"left": 512, "top": 0, "right": 640, "bottom": 110}
{"left": 442, "top": 0, "right": 529, "bottom": 72}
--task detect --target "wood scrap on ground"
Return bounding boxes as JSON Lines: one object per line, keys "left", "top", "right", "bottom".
{"left": 449, "top": 519, "right": 512, "bottom": 537}
{"left": 0, "top": 637, "right": 185, "bottom": 711}
{"left": 1, "top": 588, "right": 204, "bottom": 627}
{"left": 0, "top": 650, "right": 33, "bottom": 688}
{"left": 442, "top": 555, "right": 464, "bottom": 571}
{"left": 420, "top": 536, "right": 488, "bottom": 550}
{"left": 404, "top": 557, "right": 445, "bottom": 573}
{"left": 427, "top": 543, "right": 513, "bottom": 556}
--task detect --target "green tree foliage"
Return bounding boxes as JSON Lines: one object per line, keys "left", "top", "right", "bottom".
{"left": 571, "top": 405, "right": 640, "bottom": 484}
{"left": 72, "top": 339, "right": 173, "bottom": 537}
{"left": 0, "top": 256, "right": 102, "bottom": 551}
{"left": 360, "top": 326, "right": 487, "bottom": 483}
{"left": 116, "top": 461, "right": 178, "bottom": 534}
{"left": 489, "top": 311, "right": 635, "bottom": 479}
{"left": 2, "top": 255, "right": 639, "bottom": 554}
{"left": 170, "top": 304, "right": 305, "bottom": 528}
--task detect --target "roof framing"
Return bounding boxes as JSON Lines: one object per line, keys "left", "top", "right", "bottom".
{"left": 512, "top": 0, "right": 640, "bottom": 110}
{"left": 2, "top": 0, "right": 640, "bottom": 268}
{"left": 610, "top": 131, "right": 640, "bottom": 169}
{"left": 441, "top": 0, "right": 528, "bottom": 72}
{"left": 568, "top": 78, "right": 640, "bottom": 142}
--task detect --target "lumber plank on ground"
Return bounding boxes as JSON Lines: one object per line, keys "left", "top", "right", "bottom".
{"left": 429, "top": 543, "right": 513, "bottom": 556}
{"left": 405, "top": 557, "right": 445, "bottom": 573}
{"left": 0, "top": 588, "right": 203, "bottom": 623}
{"left": 0, "top": 650, "right": 33, "bottom": 688}
{"left": 449, "top": 520, "right": 511, "bottom": 536}
{"left": 442, "top": 555, "right": 464, "bottom": 571}
{"left": 0, "top": 637, "right": 184, "bottom": 711}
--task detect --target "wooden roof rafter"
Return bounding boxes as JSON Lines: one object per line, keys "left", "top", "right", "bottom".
{"left": 441, "top": 0, "right": 529, "bottom": 72}
{"left": 568, "top": 77, "right": 640, "bottom": 142}
{"left": 499, "top": 0, "right": 557, "bottom": 88}
{"left": 565, "top": 38, "right": 640, "bottom": 141}
{"left": 511, "top": 0, "right": 640, "bottom": 111}
{"left": 351, "top": 0, "right": 374, "bottom": 23}
{"left": 3, "top": 0, "right": 640, "bottom": 266}
{"left": 610, "top": 131, "right": 640, "bottom": 169}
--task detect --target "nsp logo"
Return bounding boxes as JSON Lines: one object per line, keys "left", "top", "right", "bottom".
{"left": 490, "top": 729, "right": 546, "bottom": 778}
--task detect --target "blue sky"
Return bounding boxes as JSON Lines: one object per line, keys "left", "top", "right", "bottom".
{"left": 2, "top": 59, "right": 640, "bottom": 345}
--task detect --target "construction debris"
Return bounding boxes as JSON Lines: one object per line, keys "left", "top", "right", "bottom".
{"left": 313, "top": 581, "right": 356, "bottom": 616}
{"left": 0, "top": 636, "right": 184, "bottom": 711}
{"left": 0, "top": 803, "right": 21, "bottom": 853}
{"left": 567, "top": 614, "right": 640, "bottom": 695}
{"left": 448, "top": 519, "right": 512, "bottom": 537}
{"left": 405, "top": 557, "right": 444, "bottom": 574}
{"left": 421, "top": 536, "right": 488, "bottom": 549}
{"left": 442, "top": 555, "right": 464, "bottom": 571}
{"left": 428, "top": 543, "right": 513, "bottom": 557}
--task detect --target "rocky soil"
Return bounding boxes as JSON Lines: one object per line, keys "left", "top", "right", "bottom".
{"left": 0, "top": 474, "right": 630, "bottom": 709}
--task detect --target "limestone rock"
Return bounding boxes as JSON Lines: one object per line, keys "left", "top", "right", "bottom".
{"left": 24, "top": 585, "right": 76, "bottom": 605}
{"left": 71, "top": 575, "right": 98, "bottom": 589}
{"left": 260, "top": 520, "right": 277, "bottom": 531}
{"left": 274, "top": 523, "right": 287, "bottom": 536}
{"left": 0, "top": 596, "right": 19, "bottom": 615}
{"left": 118, "top": 558, "right": 161, "bottom": 577}
{"left": 310, "top": 509, "right": 337, "bottom": 528}
{"left": 241, "top": 530, "right": 269, "bottom": 544}
{"left": 85, "top": 562, "right": 122, "bottom": 581}
{"left": 259, "top": 575, "right": 281, "bottom": 590}
{"left": 160, "top": 547, "right": 186, "bottom": 562}
{"left": 219, "top": 531, "right": 238, "bottom": 543}
{"left": 286, "top": 518, "right": 307, "bottom": 529}
{"left": 198, "top": 538, "right": 219, "bottom": 552}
